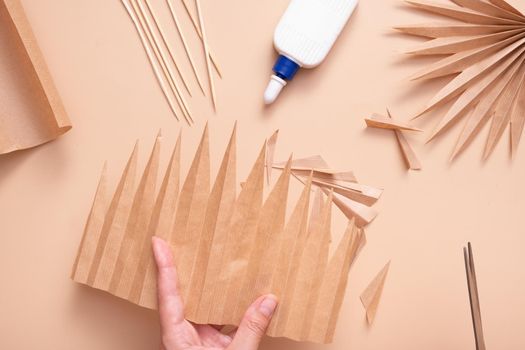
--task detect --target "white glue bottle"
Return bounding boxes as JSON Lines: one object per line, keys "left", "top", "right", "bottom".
{"left": 264, "top": 0, "right": 359, "bottom": 104}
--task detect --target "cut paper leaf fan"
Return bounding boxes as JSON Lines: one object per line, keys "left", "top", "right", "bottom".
{"left": 396, "top": 0, "right": 525, "bottom": 160}
{"left": 71, "top": 124, "right": 376, "bottom": 343}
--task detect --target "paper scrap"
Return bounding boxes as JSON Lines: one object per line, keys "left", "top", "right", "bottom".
{"left": 273, "top": 155, "right": 381, "bottom": 226}
{"left": 360, "top": 261, "right": 390, "bottom": 325}
{"left": 72, "top": 125, "right": 374, "bottom": 344}
{"left": 365, "top": 114, "right": 422, "bottom": 132}
{"left": 0, "top": 0, "right": 71, "bottom": 155}
{"left": 365, "top": 111, "right": 422, "bottom": 170}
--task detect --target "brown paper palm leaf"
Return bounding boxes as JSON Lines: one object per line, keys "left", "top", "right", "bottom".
{"left": 396, "top": 0, "right": 525, "bottom": 159}
{"left": 71, "top": 125, "right": 379, "bottom": 343}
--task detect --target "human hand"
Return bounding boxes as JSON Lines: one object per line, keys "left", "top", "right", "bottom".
{"left": 152, "top": 237, "right": 278, "bottom": 350}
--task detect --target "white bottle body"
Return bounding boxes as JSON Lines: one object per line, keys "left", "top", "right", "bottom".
{"left": 274, "top": 0, "right": 359, "bottom": 68}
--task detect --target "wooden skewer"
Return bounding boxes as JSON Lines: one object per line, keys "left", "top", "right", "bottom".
{"left": 131, "top": 0, "right": 188, "bottom": 119}
{"left": 121, "top": 0, "right": 180, "bottom": 122}
{"left": 194, "top": 0, "right": 217, "bottom": 112}
{"left": 166, "top": 0, "right": 206, "bottom": 94}
{"left": 143, "top": 0, "right": 193, "bottom": 97}
{"left": 136, "top": 0, "right": 191, "bottom": 101}
{"left": 181, "top": 0, "right": 222, "bottom": 77}
{"left": 132, "top": 0, "right": 193, "bottom": 124}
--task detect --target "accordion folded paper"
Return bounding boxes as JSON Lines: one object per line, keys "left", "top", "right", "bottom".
{"left": 71, "top": 125, "right": 375, "bottom": 343}
{"left": 397, "top": 0, "right": 525, "bottom": 160}
{"left": 0, "top": 0, "right": 70, "bottom": 154}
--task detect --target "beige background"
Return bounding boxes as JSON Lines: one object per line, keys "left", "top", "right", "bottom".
{"left": 1, "top": 0, "right": 524, "bottom": 349}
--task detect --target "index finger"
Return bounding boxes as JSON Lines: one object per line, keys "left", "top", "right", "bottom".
{"left": 152, "top": 236, "right": 185, "bottom": 330}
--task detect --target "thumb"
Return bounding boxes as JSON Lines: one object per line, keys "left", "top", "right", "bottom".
{"left": 228, "top": 294, "right": 278, "bottom": 350}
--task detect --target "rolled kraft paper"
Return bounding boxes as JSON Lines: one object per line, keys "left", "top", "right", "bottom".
{"left": 0, "top": 0, "right": 71, "bottom": 155}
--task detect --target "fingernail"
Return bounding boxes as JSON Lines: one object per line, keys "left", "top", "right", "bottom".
{"left": 259, "top": 295, "right": 277, "bottom": 317}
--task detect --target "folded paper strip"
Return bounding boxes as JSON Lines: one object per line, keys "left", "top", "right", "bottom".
{"left": 0, "top": 0, "right": 71, "bottom": 154}
{"left": 71, "top": 125, "right": 377, "bottom": 343}
{"left": 397, "top": 0, "right": 525, "bottom": 160}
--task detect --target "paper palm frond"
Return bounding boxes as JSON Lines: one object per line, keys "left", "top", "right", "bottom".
{"left": 396, "top": 0, "right": 525, "bottom": 159}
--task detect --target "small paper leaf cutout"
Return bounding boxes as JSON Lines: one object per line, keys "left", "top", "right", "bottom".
{"left": 360, "top": 261, "right": 391, "bottom": 324}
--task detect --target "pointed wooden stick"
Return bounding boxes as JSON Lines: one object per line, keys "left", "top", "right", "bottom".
{"left": 195, "top": 0, "right": 218, "bottom": 112}
{"left": 181, "top": 0, "right": 222, "bottom": 77}
{"left": 143, "top": 0, "right": 193, "bottom": 97}
{"left": 394, "top": 23, "right": 524, "bottom": 38}
{"left": 131, "top": 0, "right": 193, "bottom": 124}
{"left": 166, "top": 0, "right": 206, "bottom": 94}
{"left": 483, "top": 62, "right": 525, "bottom": 159}
{"left": 405, "top": 0, "right": 524, "bottom": 25}
{"left": 121, "top": 0, "right": 180, "bottom": 121}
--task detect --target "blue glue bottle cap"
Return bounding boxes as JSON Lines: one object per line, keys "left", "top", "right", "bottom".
{"left": 264, "top": 55, "right": 300, "bottom": 104}
{"left": 273, "top": 55, "right": 300, "bottom": 80}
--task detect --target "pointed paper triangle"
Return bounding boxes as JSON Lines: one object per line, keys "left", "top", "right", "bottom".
{"left": 110, "top": 134, "right": 161, "bottom": 297}
{"left": 267, "top": 175, "right": 313, "bottom": 336}
{"left": 360, "top": 261, "right": 391, "bottom": 324}
{"left": 212, "top": 142, "right": 266, "bottom": 324}
{"left": 134, "top": 132, "right": 182, "bottom": 307}
{"left": 88, "top": 141, "right": 138, "bottom": 289}
{"left": 171, "top": 125, "right": 210, "bottom": 291}
{"left": 510, "top": 79, "right": 525, "bottom": 155}
{"left": 71, "top": 163, "right": 109, "bottom": 283}
{"left": 450, "top": 56, "right": 521, "bottom": 159}
{"left": 266, "top": 129, "right": 279, "bottom": 184}
{"left": 484, "top": 63, "right": 525, "bottom": 158}
{"left": 188, "top": 125, "right": 237, "bottom": 319}
{"left": 235, "top": 156, "right": 292, "bottom": 320}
